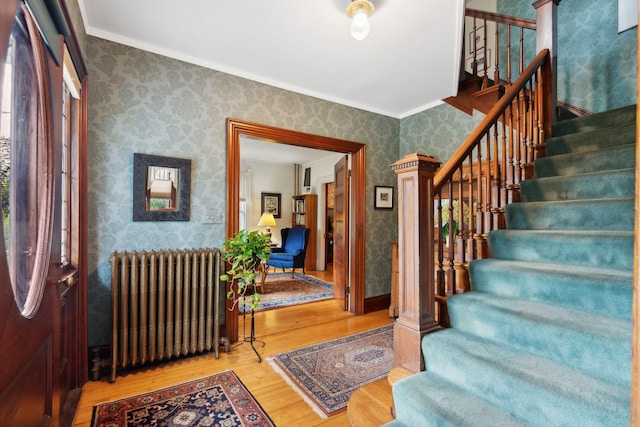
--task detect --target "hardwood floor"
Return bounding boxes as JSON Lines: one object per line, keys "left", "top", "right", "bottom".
{"left": 73, "top": 299, "right": 393, "bottom": 426}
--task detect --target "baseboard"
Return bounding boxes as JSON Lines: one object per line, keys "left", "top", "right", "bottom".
{"left": 557, "top": 101, "right": 591, "bottom": 118}
{"left": 364, "top": 294, "right": 391, "bottom": 314}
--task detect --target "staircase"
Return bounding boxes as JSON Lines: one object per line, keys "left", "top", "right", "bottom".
{"left": 385, "top": 105, "right": 635, "bottom": 426}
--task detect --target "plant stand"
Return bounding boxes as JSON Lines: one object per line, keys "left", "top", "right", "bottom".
{"left": 232, "top": 303, "right": 265, "bottom": 362}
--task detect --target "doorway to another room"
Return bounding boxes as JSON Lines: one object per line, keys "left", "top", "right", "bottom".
{"left": 226, "top": 119, "right": 367, "bottom": 343}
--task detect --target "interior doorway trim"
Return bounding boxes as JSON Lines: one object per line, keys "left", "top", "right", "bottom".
{"left": 226, "top": 119, "right": 366, "bottom": 342}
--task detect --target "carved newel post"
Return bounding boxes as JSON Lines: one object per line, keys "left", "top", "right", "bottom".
{"left": 390, "top": 153, "right": 442, "bottom": 372}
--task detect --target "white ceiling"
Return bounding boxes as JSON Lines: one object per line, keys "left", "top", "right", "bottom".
{"left": 77, "top": 0, "right": 466, "bottom": 119}
{"left": 240, "top": 136, "right": 338, "bottom": 166}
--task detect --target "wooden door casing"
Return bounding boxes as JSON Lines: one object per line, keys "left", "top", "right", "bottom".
{"left": 333, "top": 155, "right": 349, "bottom": 310}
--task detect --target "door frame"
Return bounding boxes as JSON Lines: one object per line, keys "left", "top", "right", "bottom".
{"left": 226, "top": 119, "right": 366, "bottom": 341}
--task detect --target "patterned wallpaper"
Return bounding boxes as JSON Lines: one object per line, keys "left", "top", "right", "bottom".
{"left": 399, "top": 103, "right": 485, "bottom": 162}
{"left": 78, "top": 0, "right": 636, "bottom": 346}
{"left": 499, "top": 0, "right": 637, "bottom": 113}
{"left": 86, "top": 37, "right": 399, "bottom": 346}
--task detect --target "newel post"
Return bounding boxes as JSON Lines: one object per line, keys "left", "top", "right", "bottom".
{"left": 390, "top": 153, "right": 442, "bottom": 373}
{"left": 534, "top": 0, "right": 560, "bottom": 124}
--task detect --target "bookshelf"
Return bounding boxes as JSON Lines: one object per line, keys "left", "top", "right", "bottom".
{"left": 291, "top": 194, "right": 317, "bottom": 271}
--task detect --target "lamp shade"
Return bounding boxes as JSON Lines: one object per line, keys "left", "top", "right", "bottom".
{"left": 257, "top": 212, "right": 277, "bottom": 227}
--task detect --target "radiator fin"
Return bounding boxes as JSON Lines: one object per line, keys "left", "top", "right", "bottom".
{"left": 110, "top": 248, "right": 222, "bottom": 381}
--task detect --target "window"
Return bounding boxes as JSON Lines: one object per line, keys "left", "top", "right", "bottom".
{"left": 0, "top": 6, "right": 55, "bottom": 318}
{"left": 61, "top": 46, "right": 81, "bottom": 269}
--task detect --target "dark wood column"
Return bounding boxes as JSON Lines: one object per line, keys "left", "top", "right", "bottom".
{"left": 390, "top": 153, "right": 442, "bottom": 372}
{"left": 534, "top": 0, "right": 560, "bottom": 124}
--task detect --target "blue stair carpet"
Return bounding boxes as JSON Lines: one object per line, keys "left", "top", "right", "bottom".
{"left": 387, "top": 104, "right": 635, "bottom": 426}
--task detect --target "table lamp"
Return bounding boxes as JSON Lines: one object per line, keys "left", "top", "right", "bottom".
{"left": 257, "top": 212, "right": 277, "bottom": 240}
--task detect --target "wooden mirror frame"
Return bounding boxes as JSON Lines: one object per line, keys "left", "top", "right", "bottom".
{"left": 133, "top": 153, "right": 191, "bottom": 221}
{"left": 226, "top": 119, "right": 367, "bottom": 342}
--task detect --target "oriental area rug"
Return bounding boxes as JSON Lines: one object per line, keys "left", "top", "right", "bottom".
{"left": 267, "top": 324, "right": 394, "bottom": 417}
{"left": 90, "top": 371, "right": 274, "bottom": 427}
{"left": 240, "top": 272, "right": 334, "bottom": 313}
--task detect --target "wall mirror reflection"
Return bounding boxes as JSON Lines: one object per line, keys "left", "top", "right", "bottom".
{"left": 133, "top": 153, "right": 191, "bottom": 221}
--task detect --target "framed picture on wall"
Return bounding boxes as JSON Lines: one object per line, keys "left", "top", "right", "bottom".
{"left": 261, "top": 192, "right": 281, "bottom": 218}
{"left": 374, "top": 186, "right": 394, "bottom": 210}
{"left": 303, "top": 167, "right": 311, "bottom": 187}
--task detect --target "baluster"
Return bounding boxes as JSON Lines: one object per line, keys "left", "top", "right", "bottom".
{"left": 526, "top": 77, "right": 535, "bottom": 166}
{"left": 483, "top": 133, "right": 491, "bottom": 234}
{"left": 472, "top": 17, "right": 478, "bottom": 77}
{"left": 519, "top": 27, "right": 525, "bottom": 75}
{"left": 493, "top": 21, "right": 500, "bottom": 86}
{"left": 506, "top": 24, "right": 512, "bottom": 85}
{"left": 482, "top": 19, "right": 489, "bottom": 88}
{"left": 491, "top": 123, "right": 502, "bottom": 230}
{"left": 500, "top": 112, "right": 508, "bottom": 207}
{"left": 436, "top": 193, "right": 445, "bottom": 321}
{"left": 445, "top": 180, "right": 455, "bottom": 294}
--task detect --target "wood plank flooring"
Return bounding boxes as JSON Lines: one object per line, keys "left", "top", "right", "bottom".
{"left": 73, "top": 297, "right": 394, "bottom": 426}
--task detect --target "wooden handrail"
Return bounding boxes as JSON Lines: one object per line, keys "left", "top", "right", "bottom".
{"left": 435, "top": 49, "right": 551, "bottom": 193}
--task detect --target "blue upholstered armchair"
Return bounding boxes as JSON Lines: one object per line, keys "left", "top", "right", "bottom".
{"left": 267, "top": 227, "right": 310, "bottom": 275}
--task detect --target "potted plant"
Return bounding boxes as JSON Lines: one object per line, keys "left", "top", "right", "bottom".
{"left": 220, "top": 229, "right": 272, "bottom": 311}
{"left": 438, "top": 200, "right": 470, "bottom": 244}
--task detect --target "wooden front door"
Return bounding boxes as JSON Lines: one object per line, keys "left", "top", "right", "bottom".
{"left": 0, "top": 2, "right": 88, "bottom": 425}
{"left": 333, "top": 155, "right": 349, "bottom": 310}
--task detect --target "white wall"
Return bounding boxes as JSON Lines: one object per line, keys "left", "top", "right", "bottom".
{"left": 242, "top": 160, "right": 296, "bottom": 246}
{"left": 301, "top": 152, "right": 345, "bottom": 270}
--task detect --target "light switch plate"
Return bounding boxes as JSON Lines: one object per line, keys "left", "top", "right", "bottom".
{"left": 203, "top": 208, "right": 221, "bottom": 224}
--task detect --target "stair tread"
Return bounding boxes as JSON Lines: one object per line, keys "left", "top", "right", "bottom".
{"left": 545, "top": 122, "right": 636, "bottom": 155}
{"left": 489, "top": 228, "right": 634, "bottom": 270}
{"left": 392, "top": 371, "right": 529, "bottom": 427}
{"left": 422, "top": 330, "right": 630, "bottom": 425}
{"left": 505, "top": 197, "right": 634, "bottom": 231}
{"left": 448, "top": 292, "right": 632, "bottom": 385}
{"left": 471, "top": 258, "right": 632, "bottom": 281}
{"left": 534, "top": 143, "right": 635, "bottom": 177}
{"left": 552, "top": 104, "right": 636, "bottom": 136}
{"left": 521, "top": 168, "right": 635, "bottom": 201}
{"left": 450, "top": 292, "right": 631, "bottom": 340}
{"left": 470, "top": 259, "right": 633, "bottom": 320}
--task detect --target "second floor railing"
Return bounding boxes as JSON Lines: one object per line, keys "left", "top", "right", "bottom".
{"left": 464, "top": 8, "right": 537, "bottom": 90}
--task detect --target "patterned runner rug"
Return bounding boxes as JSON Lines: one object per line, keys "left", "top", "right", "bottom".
{"left": 267, "top": 324, "right": 394, "bottom": 418}
{"left": 241, "top": 272, "right": 333, "bottom": 313}
{"left": 90, "top": 371, "right": 274, "bottom": 427}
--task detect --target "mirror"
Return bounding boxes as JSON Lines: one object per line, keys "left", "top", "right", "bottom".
{"left": 133, "top": 153, "right": 191, "bottom": 221}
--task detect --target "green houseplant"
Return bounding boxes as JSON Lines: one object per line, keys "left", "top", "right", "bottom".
{"left": 220, "top": 229, "right": 272, "bottom": 311}
{"left": 438, "top": 200, "right": 470, "bottom": 243}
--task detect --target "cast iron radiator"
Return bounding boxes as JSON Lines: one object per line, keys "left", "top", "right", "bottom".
{"left": 109, "top": 248, "right": 223, "bottom": 381}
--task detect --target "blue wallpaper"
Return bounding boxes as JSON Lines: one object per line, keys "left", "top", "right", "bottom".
{"left": 86, "top": 38, "right": 399, "bottom": 346}
{"left": 499, "top": 0, "right": 637, "bottom": 113}
{"left": 399, "top": 103, "right": 485, "bottom": 162}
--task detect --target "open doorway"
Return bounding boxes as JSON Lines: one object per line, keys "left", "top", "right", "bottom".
{"left": 226, "top": 119, "right": 366, "bottom": 343}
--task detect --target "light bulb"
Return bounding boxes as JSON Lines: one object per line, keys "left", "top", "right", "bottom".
{"left": 350, "top": 8, "right": 370, "bottom": 41}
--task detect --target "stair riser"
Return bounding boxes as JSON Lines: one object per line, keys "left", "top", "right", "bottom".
{"left": 469, "top": 260, "right": 633, "bottom": 320}
{"left": 488, "top": 230, "right": 634, "bottom": 270}
{"left": 392, "top": 373, "right": 529, "bottom": 427}
{"left": 551, "top": 104, "right": 636, "bottom": 137}
{"left": 505, "top": 199, "right": 634, "bottom": 231}
{"left": 422, "top": 332, "right": 630, "bottom": 426}
{"left": 520, "top": 169, "right": 635, "bottom": 202}
{"left": 447, "top": 295, "right": 632, "bottom": 385}
{"left": 534, "top": 145, "right": 635, "bottom": 178}
{"left": 545, "top": 124, "right": 635, "bottom": 156}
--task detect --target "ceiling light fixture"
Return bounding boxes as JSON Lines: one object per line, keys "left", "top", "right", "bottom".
{"left": 347, "top": 0, "right": 375, "bottom": 41}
